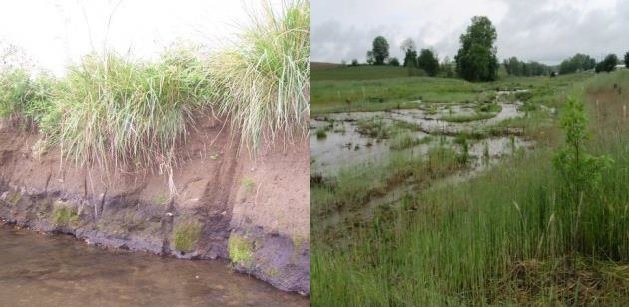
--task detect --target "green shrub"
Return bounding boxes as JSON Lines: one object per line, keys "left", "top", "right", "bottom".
{"left": 0, "top": 69, "right": 31, "bottom": 118}
{"left": 0, "top": 69, "right": 54, "bottom": 125}
{"left": 553, "top": 96, "right": 612, "bottom": 198}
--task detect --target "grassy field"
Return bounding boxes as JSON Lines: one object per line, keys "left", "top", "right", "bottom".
{"left": 311, "top": 64, "right": 592, "bottom": 114}
{"left": 311, "top": 64, "right": 421, "bottom": 81}
{"left": 311, "top": 69, "right": 629, "bottom": 305}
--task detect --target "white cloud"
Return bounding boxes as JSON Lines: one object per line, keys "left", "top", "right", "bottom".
{"left": 312, "top": 0, "right": 628, "bottom": 64}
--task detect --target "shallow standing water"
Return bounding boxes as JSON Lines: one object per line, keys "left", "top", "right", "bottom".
{"left": 310, "top": 99, "right": 531, "bottom": 176}
{"left": 0, "top": 224, "right": 307, "bottom": 307}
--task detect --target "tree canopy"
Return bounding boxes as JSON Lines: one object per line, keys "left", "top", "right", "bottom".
{"left": 503, "top": 57, "right": 552, "bottom": 76}
{"left": 454, "top": 16, "right": 498, "bottom": 82}
{"left": 366, "top": 51, "right": 374, "bottom": 65}
{"left": 417, "top": 49, "right": 439, "bottom": 76}
{"left": 595, "top": 54, "right": 618, "bottom": 73}
{"left": 371, "top": 36, "right": 389, "bottom": 65}
{"left": 401, "top": 38, "right": 417, "bottom": 68}
{"left": 559, "top": 53, "right": 596, "bottom": 74}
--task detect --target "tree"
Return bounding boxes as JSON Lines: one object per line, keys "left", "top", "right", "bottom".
{"left": 454, "top": 16, "right": 499, "bottom": 82}
{"left": 625, "top": 51, "right": 629, "bottom": 68}
{"left": 403, "top": 49, "right": 417, "bottom": 68}
{"left": 366, "top": 51, "right": 374, "bottom": 65}
{"left": 440, "top": 56, "right": 454, "bottom": 78}
{"left": 400, "top": 38, "right": 417, "bottom": 67}
{"left": 417, "top": 49, "right": 439, "bottom": 76}
{"left": 351, "top": 59, "right": 359, "bottom": 66}
{"left": 388, "top": 57, "right": 400, "bottom": 66}
{"left": 503, "top": 57, "right": 521, "bottom": 76}
{"left": 400, "top": 38, "right": 416, "bottom": 54}
{"left": 553, "top": 96, "right": 612, "bottom": 252}
{"left": 371, "top": 36, "right": 389, "bottom": 65}
{"left": 595, "top": 54, "right": 618, "bottom": 73}
{"left": 503, "top": 57, "right": 551, "bottom": 76}
{"left": 559, "top": 53, "right": 596, "bottom": 74}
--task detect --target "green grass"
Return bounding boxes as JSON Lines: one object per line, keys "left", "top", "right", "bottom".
{"left": 209, "top": 0, "right": 309, "bottom": 150}
{"left": 312, "top": 145, "right": 466, "bottom": 235}
{"left": 173, "top": 220, "right": 202, "bottom": 252}
{"left": 229, "top": 233, "right": 254, "bottom": 267}
{"left": 311, "top": 70, "right": 629, "bottom": 305}
{"left": 311, "top": 65, "right": 424, "bottom": 81}
{"left": 0, "top": 69, "right": 31, "bottom": 118}
{"left": 241, "top": 177, "right": 256, "bottom": 194}
{"left": 440, "top": 111, "right": 497, "bottom": 123}
{"left": 311, "top": 69, "right": 592, "bottom": 115}
{"left": 0, "top": 69, "right": 55, "bottom": 126}
{"left": 51, "top": 203, "right": 79, "bottom": 226}
{"left": 153, "top": 193, "right": 169, "bottom": 206}
{"left": 389, "top": 133, "right": 431, "bottom": 150}
{"left": 312, "top": 77, "right": 480, "bottom": 114}
{"left": 355, "top": 117, "right": 391, "bottom": 139}
{"left": 1, "top": 51, "right": 212, "bottom": 172}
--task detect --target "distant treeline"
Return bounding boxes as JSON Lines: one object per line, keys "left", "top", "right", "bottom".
{"left": 341, "top": 17, "right": 629, "bottom": 81}
{"left": 502, "top": 57, "right": 552, "bottom": 76}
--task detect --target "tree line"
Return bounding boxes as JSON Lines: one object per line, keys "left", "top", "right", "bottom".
{"left": 345, "top": 16, "right": 629, "bottom": 82}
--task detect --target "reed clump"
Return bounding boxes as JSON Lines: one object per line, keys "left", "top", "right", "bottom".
{"left": 209, "top": 0, "right": 310, "bottom": 150}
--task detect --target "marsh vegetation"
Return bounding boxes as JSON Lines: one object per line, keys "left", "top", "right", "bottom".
{"left": 311, "top": 53, "right": 629, "bottom": 304}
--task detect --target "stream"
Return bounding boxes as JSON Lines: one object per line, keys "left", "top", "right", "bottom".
{"left": 0, "top": 224, "right": 308, "bottom": 307}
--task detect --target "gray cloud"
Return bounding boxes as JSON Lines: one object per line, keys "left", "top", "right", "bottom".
{"left": 312, "top": 0, "right": 629, "bottom": 65}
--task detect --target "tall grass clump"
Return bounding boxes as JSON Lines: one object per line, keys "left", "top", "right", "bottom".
{"left": 45, "top": 49, "right": 211, "bottom": 171}
{"left": 209, "top": 0, "right": 309, "bottom": 150}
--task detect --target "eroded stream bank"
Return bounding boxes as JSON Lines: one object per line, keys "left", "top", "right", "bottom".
{"left": 0, "top": 224, "right": 307, "bottom": 307}
{"left": 0, "top": 117, "right": 309, "bottom": 297}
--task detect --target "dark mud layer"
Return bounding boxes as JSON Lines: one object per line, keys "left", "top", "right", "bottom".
{"left": 0, "top": 223, "right": 307, "bottom": 307}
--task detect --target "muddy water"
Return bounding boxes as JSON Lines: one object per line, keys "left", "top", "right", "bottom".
{"left": 311, "top": 100, "right": 530, "bottom": 176}
{"left": 0, "top": 224, "right": 307, "bottom": 307}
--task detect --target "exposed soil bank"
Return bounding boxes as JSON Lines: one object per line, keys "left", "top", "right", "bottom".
{"left": 0, "top": 117, "right": 309, "bottom": 295}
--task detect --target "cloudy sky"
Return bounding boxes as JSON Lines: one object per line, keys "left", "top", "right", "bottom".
{"left": 0, "top": 0, "right": 281, "bottom": 75}
{"left": 312, "top": 0, "right": 629, "bottom": 65}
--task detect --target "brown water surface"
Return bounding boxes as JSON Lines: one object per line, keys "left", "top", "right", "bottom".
{"left": 0, "top": 224, "right": 308, "bottom": 307}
